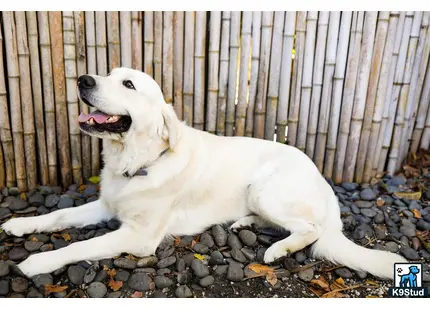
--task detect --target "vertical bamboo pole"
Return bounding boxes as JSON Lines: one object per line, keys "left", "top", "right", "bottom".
{"left": 183, "top": 12, "right": 195, "bottom": 127}
{"left": 217, "top": 11, "right": 231, "bottom": 136}
{"left": 333, "top": 12, "right": 364, "bottom": 184}
{"left": 343, "top": 12, "right": 378, "bottom": 182}
{"left": 226, "top": 11, "right": 241, "bottom": 136}
{"left": 264, "top": 12, "right": 285, "bottom": 140}
{"left": 0, "top": 17, "right": 16, "bottom": 187}
{"left": 96, "top": 12, "right": 108, "bottom": 75}
{"left": 0, "top": 140, "right": 4, "bottom": 188}
{"left": 15, "top": 12, "right": 37, "bottom": 190}
{"left": 207, "top": 12, "right": 222, "bottom": 134}
{"left": 235, "top": 12, "right": 253, "bottom": 137}
{"left": 324, "top": 12, "right": 352, "bottom": 179}
{"left": 38, "top": 11, "right": 58, "bottom": 185}
{"left": 131, "top": 11, "right": 143, "bottom": 70}
{"left": 120, "top": 11, "right": 132, "bottom": 68}
{"left": 144, "top": 12, "right": 154, "bottom": 76}
{"left": 163, "top": 11, "right": 174, "bottom": 105}
{"left": 154, "top": 12, "right": 163, "bottom": 86}
{"left": 314, "top": 11, "right": 340, "bottom": 172}
{"left": 254, "top": 12, "right": 274, "bottom": 139}
{"left": 194, "top": 12, "right": 206, "bottom": 131}
{"left": 74, "top": 11, "right": 91, "bottom": 180}
{"left": 287, "top": 12, "right": 307, "bottom": 146}
{"left": 173, "top": 11, "right": 184, "bottom": 120}
{"left": 420, "top": 71, "right": 430, "bottom": 149}
{"left": 107, "top": 11, "right": 121, "bottom": 71}
{"left": 374, "top": 12, "right": 405, "bottom": 174}
{"left": 306, "top": 12, "right": 329, "bottom": 158}
{"left": 276, "top": 12, "right": 296, "bottom": 143}
{"left": 63, "top": 11, "right": 83, "bottom": 185}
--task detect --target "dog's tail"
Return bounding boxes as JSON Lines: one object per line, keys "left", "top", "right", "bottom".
{"left": 311, "top": 195, "right": 408, "bottom": 280}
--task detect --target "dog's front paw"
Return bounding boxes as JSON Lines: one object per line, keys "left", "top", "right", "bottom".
{"left": 1, "top": 217, "right": 33, "bottom": 237}
{"left": 17, "top": 253, "right": 63, "bottom": 278}
{"left": 263, "top": 244, "right": 290, "bottom": 264}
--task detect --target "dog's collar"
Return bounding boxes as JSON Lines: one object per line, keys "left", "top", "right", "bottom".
{"left": 122, "top": 148, "right": 170, "bottom": 178}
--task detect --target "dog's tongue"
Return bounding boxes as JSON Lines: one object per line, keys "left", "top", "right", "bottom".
{"left": 78, "top": 111, "right": 111, "bottom": 124}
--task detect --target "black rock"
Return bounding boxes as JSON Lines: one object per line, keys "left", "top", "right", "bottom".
{"left": 212, "top": 225, "right": 228, "bottom": 247}
{"left": 0, "top": 261, "right": 10, "bottom": 277}
{"left": 352, "top": 224, "right": 373, "bottom": 240}
{"left": 87, "top": 282, "right": 107, "bottom": 298}
{"left": 137, "top": 256, "right": 158, "bottom": 268}
{"left": 45, "top": 194, "right": 60, "bottom": 208}
{"left": 360, "top": 189, "right": 376, "bottom": 201}
{"left": 94, "top": 270, "right": 108, "bottom": 283}
{"left": 241, "top": 248, "right": 256, "bottom": 261}
{"left": 294, "top": 251, "right": 307, "bottom": 264}
{"left": 209, "top": 251, "right": 225, "bottom": 265}
{"left": 37, "top": 206, "right": 50, "bottom": 215}
{"left": 335, "top": 267, "right": 353, "bottom": 278}
{"left": 53, "top": 266, "right": 68, "bottom": 277}
{"left": 39, "top": 186, "right": 54, "bottom": 195}
{"left": 84, "top": 264, "right": 99, "bottom": 284}
{"left": 157, "top": 268, "right": 171, "bottom": 276}
{"left": 342, "top": 182, "right": 358, "bottom": 191}
{"left": 128, "top": 273, "right": 154, "bottom": 291}
{"left": 355, "top": 201, "right": 373, "bottom": 208}
{"left": 193, "top": 242, "right": 209, "bottom": 254}
{"left": 200, "top": 275, "right": 215, "bottom": 287}
{"left": 387, "top": 175, "right": 406, "bottom": 186}
{"left": 214, "top": 265, "right": 229, "bottom": 276}
{"left": 0, "top": 279, "right": 9, "bottom": 296}
{"left": 58, "top": 196, "right": 74, "bottom": 209}
{"left": 175, "top": 285, "right": 193, "bottom": 298}
{"left": 108, "top": 291, "right": 122, "bottom": 298}
{"left": 417, "top": 219, "right": 430, "bottom": 231}
{"left": 134, "top": 268, "right": 156, "bottom": 275}
{"left": 374, "top": 213, "right": 385, "bottom": 224}
{"left": 11, "top": 277, "right": 28, "bottom": 293}
{"left": 0, "top": 208, "right": 12, "bottom": 220}
{"left": 8, "top": 187, "right": 20, "bottom": 196}
{"left": 375, "top": 226, "right": 387, "bottom": 240}
{"left": 238, "top": 230, "right": 257, "bottom": 246}
{"left": 257, "top": 234, "right": 273, "bottom": 246}
{"left": 114, "top": 258, "right": 137, "bottom": 270}
{"left": 24, "top": 241, "right": 43, "bottom": 252}
{"left": 283, "top": 258, "right": 300, "bottom": 271}
{"left": 227, "top": 262, "right": 244, "bottom": 281}
{"left": 32, "top": 274, "right": 53, "bottom": 288}
{"left": 361, "top": 209, "right": 377, "bottom": 217}
{"left": 68, "top": 265, "right": 86, "bottom": 285}
{"left": 83, "top": 185, "right": 98, "bottom": 197}
{"left": 231, "top": 248, "right": 247, "bottom": 263}
{"left": 53, "top": 239, "right": 69, "bottom": 250}
{"left": 114, "top": 269, "right": 130, "bottom": 282}
{"left": 29, "top": 193, "right": 45, "bottom": 206}
{"left": 256, "top": 247, "right": 267, "bottom": 263}
{"left": 152, "top": 291, "right": 166, "bottom": 298}
{"left": 191, "top": 259, "right": 209, "bottom": 278}
{"left": 177, "top": 271, "right": 193, "bottom": 284}
{"left": 154, "top": 276, "right": 174, "bottom": 289}
{"left": 400, "top": 246, "right": 419, "bottom": 260}
{"left": 176, "top": 258, "right": 186, "bottom": 272}
{"left": 9, "top": 247, "right": 29, "bottom": 261}
{"left": 27, "top": 287, "right": 43, "bottom": 298}
{"left": 15, "top": 206, "right": 38, "bottom": 214}
{"left": 157, "top": 256, "right": 176, "bottom": 269}
{"left": 107, "top": 219, "right": 121, "bottom": 230}
{"left": 9, "top": 198, "right": 29, "bottom": 211}
{"left": 400, "top": 226, "right": 416, "bottom": 238}
{"left": 183, "top": 253, "right": 195, "bottom": 267}
{"left": 200, "top": 232, "right": 215, "bottom": 248}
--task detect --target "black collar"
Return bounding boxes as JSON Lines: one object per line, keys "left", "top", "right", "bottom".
{"left": 122, "top": 148, "right": 170, "bottom": 178}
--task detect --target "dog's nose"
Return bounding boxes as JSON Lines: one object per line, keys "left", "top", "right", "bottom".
{"left": 78, "top": 75, "right": 96, "bottom": 89}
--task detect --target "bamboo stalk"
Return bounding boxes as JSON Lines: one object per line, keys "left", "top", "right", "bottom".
{"left": 63, "top": 11, "right": 83, "bottom": 185}
{"left": 287, "top": 11, "right": 307, "bottom": 146}
{"left": 264, "top": 12, "right": 285, "bottom": 140}
{"left": 254, "top": 12, "right": 274, "bottom": 139}
{"left": 420, "top": 69, "right": 430, "bottom": 149}
{"left": 37, "top": 11, "right": 58, "bottom": 185}
{"left": 0, "top": 16, "right": 16, "bottom": 187}
{"left": 120, "top": 11, "right": 132, "bottom": 68}
{"left": 131, "top": 11, "right": 142, "bottom": 70}
{"left": 343, "top": 12, "right": 378, "bottom": 182}
{"left": 383, "top": 12, "right": 414, "bottom": 175}
{"left": 217, "top": 11, "right": 231, "bottom": 136}
{"left": 363, "top": 12, "right": 400, "bottom": 182}
{"left": 374, "top": 12, "right": 406, "bottom": 174}
{"left": 163, "top": 11, "right": 174, "bottom": 105}
{"left": 333, "top": 12, "right": 364, "bottom": 184}
{"left": 207, "top": 11, "right": 222, "bottom": 134}
{"left": 107, "top": 11, "right": 121, "bottom": 70}
{"left": 314, "top": 12, "right": 340, "bottom": 172}
{"left": 194, "top": 11, "right": 206, "bottom": 131}
{"left": 74, "top": 11, "right": 91, "bottom": 181}
{"left": 3, "top": 11, "right": 28, "bottom": 191}
{"left": 183, "top": 12, "right": 195, "bottom": 127}
{"left": 235, "top": 11, "right": 253, "bottom": 137}
{"left": 173, "top": 11, "right": 184, "bottom": 120}
{"left": 0, "top": 139, "right": 4, "bottom": 188}
{"left": 306, "top": 11, "right": 329, "bottom": 159}
{"left": 276, "top": 12, "right": 296, "bottom": 143}
{"left": 154, "top": 12, "right": 163, "bottom": 86}
{"left": 144, "top": 11, "right": 154, "bottom": 76}
{"left": 226, "top": 11, "right": 241, "bottom": 136}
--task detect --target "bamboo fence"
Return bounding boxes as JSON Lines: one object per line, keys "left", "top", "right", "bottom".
{"left": 0, "top": 11, "right": 430, "bottom": 191}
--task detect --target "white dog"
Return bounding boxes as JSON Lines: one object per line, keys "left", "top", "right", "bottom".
{"left": 2, "top": 68, "right": 407, "bottom": 279}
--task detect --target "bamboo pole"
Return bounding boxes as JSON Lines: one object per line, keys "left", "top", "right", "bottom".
{"left": 96, "top": 12, "right": 108, "bottom": 75}
{"left": 254, "top": 12, "right": 274, "bottom": 139}
{"left": 207, "top": 11, "right": 222, "bottom": 134}
{"left": 276, "top": 12, "right": 296, "bottom": 143}
{"left": 3, "top": 12, "right": 28, "bottom": 191}
{"left": 314, "top": 12, "right": 340, "bottom": 172}
{"left": 120, "top": 11, "right": 132, "bottom": 68}
{"left": 388, "top": 12, "right": 422, "bottom": 173}
{"left": 183, "top": 12, "right": 195, "bottom": 127}
{"left": 144, "top": 12, "right": 154, "bottom": 76}
{"left": 333, "top": 12, "right": 364, "bottom": 184}
{"left": 226, "top": 11, "right": 241, "bottom": 136}
{"left": 0, "top": 16, "right": 16, "bottom": 188}
{"left": 287, "top": 12, "right": 307, "bottom": 146}
{"left": 217, "top": 11, "right": 231, "bottom": 136}
{"left": 63, "top": 11, "right": 83, "bottom": 185}
{"left": 383, "top": 12, "right": 414, "bottom": 175}
{"left": 163, "top": 11, "right": 174, "bottom": 105}
{"left": 15, "top": 11, "right": 38, "bottom": 190}
{"left": 154, "top": 12, "right": 163, "bottom": 86}
{"left": 0, "top": 139, "right": 4, "bottom": 188}
{"left": 235, "top": 11, "right": 253, "bottom": 137}
{"left": 343, "top": 12, "right": 378, "bottom": 182}
{"left": 74, "top": 11, "right": 91, "bottom": 181}
{"left": 173, "top": 11, "right": 184, "bottom": 120}
{"left": 131, "top": 11, "right": 142, "bottom": 70}
{"left": 107, "top": 11, "right": 121, "bottom": 70}
{"left": 374, "top": 12, "right": 406, "bottom": 174}
{"left": 264, "top": 12, "right": 285, "bottom": 140}
{"left": 306, "top": 12, "right": 329, "bottom": 159}
{"left": 420, "top": 70, "right": 430, "bottom": 149}
{"left": 194, "top": 11, "right": 206, "bottom": 131}
{"left": 37, "top": 12, "right": 58, "bottom": 185}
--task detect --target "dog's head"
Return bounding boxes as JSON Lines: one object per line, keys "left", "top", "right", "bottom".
{"left": 409, "top": 266, "right": 420, "bottom": 274}
{"left": 77, "top": 67, "right": 180, "bottom": 148}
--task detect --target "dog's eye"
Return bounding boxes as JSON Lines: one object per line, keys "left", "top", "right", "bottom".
{"left": 123, "top": 80, "right": 135, "bottom": 90}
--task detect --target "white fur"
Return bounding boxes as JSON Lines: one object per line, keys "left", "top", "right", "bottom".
{"left": 2, "top": 68, "right": 407, "bottom": 279}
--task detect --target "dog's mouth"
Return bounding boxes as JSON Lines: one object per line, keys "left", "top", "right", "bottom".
{"left": 78, "top": 110, "right": 132, "bottom": 133}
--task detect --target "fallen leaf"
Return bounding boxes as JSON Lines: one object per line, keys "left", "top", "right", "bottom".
{"left": 78, "top": 185, "right": 87, "bottom": 192}
{"left": 335, "top": 277, "right": 345, "bottom": 286}
{"left": 321, "top": 291, "right": 345, "bottom": 298}
{"left": 412, "top": 209, "right": 422, "bottom": 219}
{"left": 194, "top": 253, "right": 205, "bottom": 260}
{"left": 88, "top": 176, "right": 101, "bottom": 184}
{"left": 248, "top": 263, "right": 275, "bottom": 275}
{"left": 20, "top": 193, "right": 27, "bottom": 200}
{"left": 173, "top": 236, "right": 181, "bottom": 247}
{"left": 394, "top": 191, "right": 421, "bottom": 200}
{"left": 310, "top": 276, "right": 330, "bottom": 291}
{"left": 108, "top": 278, "right": 123, "bottom": 291}
{"left": 61, "top": 232, "right": 71, "bottom": 241}
{"left": 44, "top": 285, "right": 68, "bottom": 296}
{"left": 364, "top": 280, "right": 380, "bottom": 288}
{"left": 131, "top": 291, "right": 144, "bottom": 298}
{"left": 107, "top": 268, "right": 117, "bottom": 278}
{"left": 103, "top": 265, "right": 109, "bottom": 271}
{"left": 191, "top": 235, "right": 201, "bottom": 248}
{"left": 127, "top": 254, "right": 138, "bottom": 261}
{"left": 266, "top": 272, "right": 278, "bottom": 286}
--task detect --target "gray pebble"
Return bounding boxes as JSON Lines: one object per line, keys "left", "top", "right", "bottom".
{"left": 68, "top": 265, "right": 86, "bottom": 285}
{"left": 0, "top": 208, "right": 11, "bottom": 220}
{"left": 227, "top": 262, "right": 244, "bottom": 281}
{"left": 9, "top": 198, "right": 29, "bottom": 211}
{"left": 0, "top": 261, "right": 10, "bottom": 277}
{"left": 28, "top": 234, "right": 50, "bottom": 244}
{"left": 158, "top": 246, "right": 175, "bottom": 259}
{"left": 231, "top": 248, "right": 247, "bottom": 263}
{"left": 53, "top": 239, "right": 69, "bottom": 250}
{"left": 283, "top": 258, "right": 300, "bottom": 271}
{"left": 400, "top": 246, "right": 419, "bottom": 260}
{"left": 114, "top": 269, "right": 130, "bottom": 282}
{"left": 45, "top": 194, "right": 60, "bottom": 208}
{"left": 400, "top": 226, "right": 416, "bottom": 238}
{"left": 157, "top": 256, "right": 176, "bottom": 269}
{"left": 191, "top": 259, "right": 209, "bottom": 278}
{"left": 157, "top": 268, "right": 171, "bottom": 276}
{"left": 0, "top": 279, "right": 9, "bottom": 295}
{"left": 183, "top": 253, "right": 195, "bottom": 266}
{"left": 128, "top": 273, "right": 154, "bottom": 291}
{"left": 39, "top": 186, "right": 54, "bottom": 195}
{"left": 53, "top": 266, "right": 68, "bottom": 277}
{"left": 29, "top": 193, "right": 45, "bottom": 206}
{"left": 176, "top": 258, "right": 186, "bottom": 272}
{"left": 193, "top": 242, "right": 209, "bottom": 254}
{"left": 177, "top": 271, "right": 193, "bottom": 284}
{"left": 137, "top": 256, "right": 158, "bottom": 268}
{"left": 335, "top": 267, "right": 353, "bottom": 278}
{"left": 360, "top": 189, "right": 376, "bottom": 201}
{"left": 214, "top": 265, "right": 229, "bottom": 276}
{"left": 355, "top": 270, "right": 368, "bottom": 279}
{"left": 175, "top": 285, "right": 193, "bottom": 298}
{"left": 24, "top": 241, "right": 44, "bottom": 252}
{"left": 152, "top": 291, "right": 167, "bottom": 298}
{"left": 298, "top": 268, "right": 314, "bottom": 282}
{"left": 94, "top": 270, "right": 108, "bottom": 282}
{"left": 37, "top": 206, "right": 49, "bottom": 215}
{"left": 114, "top": 258, "right": 137, "bottom": 270}
{"left": 32, "top": 274, "right": 53, "bottom": 288}
{"left": 228, "top": 233, "right": 243, "bottom": 249}
{"left": 374, "top": 213, "right": 385, "bottom": 224}
{"left": 83, "top": 185, "right": 98, "bottom": 197}
{"left": 342, "top": 182, "right": 358, "bottom": 191}
{"left": 417, "top": 219, "right": 430, "bottom": 231}
{"left": 294, "top": 251, "right": 307, "bottom": 264}
{"left": 15, "top": 207, "right": 38, "bottom": 215}
{"left": 200, "top": 232, "right": 215, "bottom": 248}
{"left": 241, "top": 248, "right": 256, "bottom": 261}
{"left": 154, "top": 276, "right": 174, "bottom": 289}
{"left": 238, "top": 230, "right": 257, "bottom": 246}
{"left": 256, "top": 248, "right": 267, "bottom": 263}
{"left": 257, "top": 235, "right": 272, "bottom": 246}
{"left": 8, "top": 247, "right": 28, "bottom": 261}
{"left": 212, "top": 225, "right": 227, "bottom": 247}
{"left": 27, "top": 287, "right": 43, "bottom": 298}
{"left": 11, "top": 277, "right": 28, "bottom": 293}
{"left": 361, "top": 209, "right": 377, "bottom": 217}
{"left": 134, "top": 268, "right": 156, "bottom": 274}
{"left": 209, "top": 251, "right": 225, "bottom": 265}
{"left": 8, "top": 187, "right": 20, "bottom": 196}
{"left": 108, "top": 291, "right": 122, "bottom": 298}
{"left": 200, "top": 275, "right": 215, "bottom": 287}
{"left": 375, "top": 226, "right": 387, "bottom": 240}
{"left": 58, "top": 196, "right": 74, "bottom": 209}
{"left": 107, "top": 219, "right": 121, "bottom": 230}
{"left": 385, "top": 241, "right": 399, "bottom": 253}
{"left": 355, "top": 200, "right": 373, "bottom": 208}
{"left": 87, "top": 282, "right": 107, "bottom": 298}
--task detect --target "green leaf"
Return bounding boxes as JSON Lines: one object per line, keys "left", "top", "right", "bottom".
{"left": 88, "top": 176, "right": 101, "bottom": 184}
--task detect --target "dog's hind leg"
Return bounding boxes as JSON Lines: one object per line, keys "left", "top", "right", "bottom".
{"left": 1, "top": 200, "right": 113, "bottom": 237}
{"left": 230, "top": 215, "right": 274, "bottom": 231}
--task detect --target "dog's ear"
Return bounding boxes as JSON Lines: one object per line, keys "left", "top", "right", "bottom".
{"left": 161, "top": 103, "right": 181, "bottom": 149}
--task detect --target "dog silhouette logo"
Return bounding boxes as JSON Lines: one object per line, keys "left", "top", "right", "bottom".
{"left": 389, "top": 263, "right": 428, "bottom": 297}
{"left": 398, "top": 265, "right": 420, "bottom": 288}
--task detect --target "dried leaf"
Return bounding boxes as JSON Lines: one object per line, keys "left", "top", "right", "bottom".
{"left": 266, "top": 272, "right": 278, "bottom": 286}
{"left": 310, "top": 277, "right": 330, "bottom": 291}
{"left": 194, "top": 253, "right": 205, "bottom": 261}
{"left": 103, "top": 265, "right": 109, "bottom": 271}
{"left": 412, "top": 209, "right": 422, "bottom": 219}
{"left": 108, "top": 278, "right": 123, "bottom": 291}
{"left": 321, "top": 291, "right": 345, "bottom": 298}
{"left": 335, "top": 277, "right": 345, "bottom": 286}
{"left": 20, "top": 193, "right": 27, "bottom": 200}
{"left": 173, "top": 237, "right": 181, "bottom": 247}
{"left": 107, "top": 268, "right": 117, "bottom": 278}
{"left": 364, "top": 280, "right": 380, "bottom": 288}
{"left": 44, "top": 285, "right": 68, "bottom": 296}
{"left": 127, "top": 254, "right": 138, "bottom": 261}
{"left": 61, "top": 232, "right": 71, "bottom": 241}
{"left": 191, "top": 240, "right": 197, "bottom": 248}
{"left": 78, "top": 185, "right": 87, "bottom": 192}
{"left": 248, "top": 263, "right": 275, "bottom": 275}
{"left": 131, "top": 291, "right": 144, "bottom": 298}
{"left": 394, "top": 191, "right": 421, "bottom": 200}
{"left": 88, "top": 176, "right": 101, "bottom": 184}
